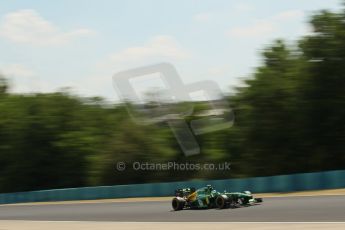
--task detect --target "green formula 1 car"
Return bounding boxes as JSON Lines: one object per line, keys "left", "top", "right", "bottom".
{"left": 172, "top": 185, "right": 263, "bottom": 211}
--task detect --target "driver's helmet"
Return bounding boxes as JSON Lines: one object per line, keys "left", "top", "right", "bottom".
{"left": 206, "top": 185, "right": 214, "bottom": 191}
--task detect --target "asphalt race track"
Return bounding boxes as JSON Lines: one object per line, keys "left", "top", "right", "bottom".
{"left": 0, "top": 196, "right": 344, "bottom": 222}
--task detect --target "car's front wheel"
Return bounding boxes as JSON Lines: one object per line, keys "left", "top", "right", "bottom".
{"left": 172, "top": 197, "right": 185, "bottom": 211}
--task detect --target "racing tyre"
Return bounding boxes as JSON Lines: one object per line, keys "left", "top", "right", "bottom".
{"left": 239, "top": 198, "right": 249, "bottom": 205}
{"left": 172, "top": 197, "right": 185, "bottom": 211}
{"left": 216, "top": 195, "right": 228, "bottom": 209}
{"left": 255, "top": 198, "right": 263, "bottom": 203}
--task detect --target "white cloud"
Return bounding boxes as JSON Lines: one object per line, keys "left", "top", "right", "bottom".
{"left": 207, "top": 65, "right": 229, "bottom": 76}
{"left": 0, "top": 63, "right": 40, "bottom": 93}
{"left": 0, "top": 9, "right": 94, "bottom": 45}
{"left": 89, "top": 35, "right": 190, "bottom": 100}
{"left": 273, "top": 10, "right": 304, "bottom": 21}
{"left": 227, "top": 9, "right": 305, "bottom": 38}
{"left": 233, "top": 3, "right": 255, "bottom": 13}
{"left": 193, "top": 3, "right": 254, "bottom": 23}
{"left": 193, "top": 12, "right": 213, "bottom": 22}
{"left": 108, "top": 35, "right": 189, "bottom": 64}
{"left": 227, "top": 21, "right": 275, "bottom": 37}
{"left": 0, "top": 64, "right": 35, "bottom": 77}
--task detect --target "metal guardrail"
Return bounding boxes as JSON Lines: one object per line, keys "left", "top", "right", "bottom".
{"left": 0, "top": 170, "right": 344, "bottom": 204}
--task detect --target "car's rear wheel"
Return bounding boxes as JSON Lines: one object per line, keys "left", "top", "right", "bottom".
{"left": 239, "top": 198, "right": 249, "bottom": 205}
{"left": 216, "top": 195, "right": 229, "bottom": 209}
{"left": 172, "top": 197, "right": 185, "bottom": 211}
{"left": 255, "top": 198, "right": 263, "bottom": 203}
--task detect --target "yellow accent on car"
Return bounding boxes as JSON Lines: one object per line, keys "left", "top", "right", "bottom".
{"left": 187, "top": 192, "right": 197, "bottom": 202}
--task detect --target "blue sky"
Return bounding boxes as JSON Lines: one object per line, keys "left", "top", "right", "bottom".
{"left": 0, "top": 0, "right": 341, "bottom": 101}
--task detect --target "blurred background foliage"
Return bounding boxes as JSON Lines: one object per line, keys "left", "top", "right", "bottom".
{"left": 1, "top": 6, "right": 345, "bottom": 192}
